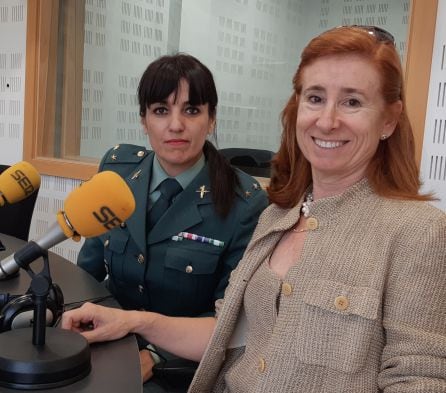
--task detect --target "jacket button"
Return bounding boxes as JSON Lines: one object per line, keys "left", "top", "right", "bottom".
{"left": 334, "top": 295, "right": 349, "bottom": 311}
{"left": 137, "top": 150, "right": 145, "bottom": 157}
{"left": 120, "top": 222, "right": 126, "bottom": 228}
{"left": 282, "top": 282, "right": 293, "bottom": 296}
{"left": 138, "top": 285, "right": 144, "bottom": 293}
{"left": 104, "top": 239, "right": 109, "bottom": 247}
{"left": 137, "top": 254, "right": 145, "bottom": 264}
{"left": 258, "top": 357, "right": 266, "bottom": 373}
{"left": 306, "top": 217, "right": 318, "bottom": 230}
{"left": 185, "top": 265, "right": 193, "bottom": 273}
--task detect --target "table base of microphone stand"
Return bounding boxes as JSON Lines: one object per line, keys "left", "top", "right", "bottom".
{"left": 0, "top": 327, "right": 91, "bottom": 390}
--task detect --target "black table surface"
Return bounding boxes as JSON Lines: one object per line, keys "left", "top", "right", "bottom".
{"left": 0, "top": 234, "right": 142, "bottom": 393}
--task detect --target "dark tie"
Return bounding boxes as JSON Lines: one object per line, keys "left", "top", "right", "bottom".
{"left": 148, "top": 178, "right": 182, "bottom": 230}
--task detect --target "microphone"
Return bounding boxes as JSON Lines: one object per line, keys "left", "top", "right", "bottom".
{"left": 0, "top": 170, "right": 135, "bottom": 280}
{"left": 0, "top": 161, "right": 40, "bottom": 207}
{"left": 0, "top": 170, "right": 135, "bottom": 389}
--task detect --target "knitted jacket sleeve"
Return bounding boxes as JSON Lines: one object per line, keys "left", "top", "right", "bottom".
{"left": 378, "top": 209, "right": 446, "bottom": 392}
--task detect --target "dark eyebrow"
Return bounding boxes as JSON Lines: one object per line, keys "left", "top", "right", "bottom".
{"left": 150, "top": 98, "right": 193, "bottom": 106}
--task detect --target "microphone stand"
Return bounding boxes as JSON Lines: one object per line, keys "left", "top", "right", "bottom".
{"left": 0, "top": 247, "right": 91, "bottom": 390}
{"left": 26, "top": 250, "right": 52, "bottom": 346}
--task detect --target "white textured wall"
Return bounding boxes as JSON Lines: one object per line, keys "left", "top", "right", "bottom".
{"left": 0, "top": 0, "right": 444, "bottom": 264}
{"left": 0, "top": 0, "right": 25, "bottom": 164}
{"left": 0, "top": 0, "right": 85, "bottom": 262}
{"left": 420, "top": 0, "right": 446, "bottom": 211}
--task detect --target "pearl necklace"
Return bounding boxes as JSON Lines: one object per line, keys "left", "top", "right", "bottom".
{"left": 292, "top": 192, "right": 314, "bottom": 234}
{"left": 300, "top": 192, "right": 313, "bottom": 218}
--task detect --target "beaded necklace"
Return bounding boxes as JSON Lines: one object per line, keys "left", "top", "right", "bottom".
{"left": 292, "top": 192, "right": 314, "bottom": 234}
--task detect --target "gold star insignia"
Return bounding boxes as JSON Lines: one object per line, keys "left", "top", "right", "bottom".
{"left": 245, "top": 191, "right": 252, "bottom": 198}
{"left": 113, "top": 144, "right": 120, "bottom": 150}
{"left": 196, "top": 185, "right": 210, "bottom": 199}
{"left": 111, "top": 154, "right": 117, "bottom": 160}
{"left": 252, "top": 183, "right": 259, "bottom": 190}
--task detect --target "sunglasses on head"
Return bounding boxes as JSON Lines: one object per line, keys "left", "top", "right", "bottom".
{"left": 349, "top": 25, "right": 396, "bottom": 45}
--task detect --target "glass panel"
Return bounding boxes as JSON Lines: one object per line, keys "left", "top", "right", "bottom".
{"left": 54, "top": 0, "right": 411, "bottom": 160}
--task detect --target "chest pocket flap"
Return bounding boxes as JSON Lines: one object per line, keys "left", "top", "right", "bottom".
{"left": 165, "top": 247, "right": 221, "bottom": 275}
{"left": 303, "top": 279, "right": 380, "bottom": 320}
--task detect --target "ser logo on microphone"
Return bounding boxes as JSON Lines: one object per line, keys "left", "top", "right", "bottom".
{"left": 11, "top": 170, "right": 36, "bottom": 196}
{"left": 92, "top": 206, "right": 122, "bottom": 230}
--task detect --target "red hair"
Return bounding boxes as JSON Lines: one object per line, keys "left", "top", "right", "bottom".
{"left": 268, "top": 27, "right": 432, "bottom": 208}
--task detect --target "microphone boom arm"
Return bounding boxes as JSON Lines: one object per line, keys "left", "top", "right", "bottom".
{"left": 0, "top": 222, "right": 68, "bottom": 280}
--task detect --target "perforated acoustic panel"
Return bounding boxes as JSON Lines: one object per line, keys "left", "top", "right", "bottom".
{"left": 420, "top": 0, "right": 446, "bottom": 211}
{"left": 0, "top": 0, "right": 25, "bottom": 164}
{"left": 28, "top": 176, "right": 85, "bottom": 263}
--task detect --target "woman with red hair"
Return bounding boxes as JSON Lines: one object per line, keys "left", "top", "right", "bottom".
{"left": 62, "top": 27, "right": 446, "bottom": 392}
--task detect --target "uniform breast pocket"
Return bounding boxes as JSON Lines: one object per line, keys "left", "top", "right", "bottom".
{"left": 103, "top": 231, "right": 130, "bottom": 282}
{"left": 294, "top": 279, "right": 380, "bottom": 373}
{"left": 162, "top": 246, "right": 222, "bottom": 314}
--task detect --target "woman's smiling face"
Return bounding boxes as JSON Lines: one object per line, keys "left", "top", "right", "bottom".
{"left": 296, "top": 53, "right": 399, "bottom": 186}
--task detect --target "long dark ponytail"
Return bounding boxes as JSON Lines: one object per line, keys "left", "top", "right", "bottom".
{"left": 203, "top": 141, "right": 240, "bottom": 218}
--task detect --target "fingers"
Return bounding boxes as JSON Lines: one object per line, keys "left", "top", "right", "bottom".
{"left": 61, "top": 302, "right": 96, "bottom": 329}
{"left": 61, "top": 302, "right": 106, "bottom": 342}
{"left": 80, "top": 326, "right": 108, "bottom": 343}
{"left": 61, "top": 302, "right": 131, "bottom": 344}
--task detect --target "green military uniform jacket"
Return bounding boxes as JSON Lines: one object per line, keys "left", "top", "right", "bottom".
{"left": 78, "top": 144, "right": 268, "bottom": 317}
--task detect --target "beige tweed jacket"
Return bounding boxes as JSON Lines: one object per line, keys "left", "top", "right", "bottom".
{"left": 188, "top": 180, "right": 446, "bottom": 393}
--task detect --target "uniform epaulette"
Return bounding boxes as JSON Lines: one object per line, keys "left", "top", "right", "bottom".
{"left": 235, "top": 168, "right": 265, "bottom": 201}
{"left": 102, "top": 144, "right": 150, "bottom": 165}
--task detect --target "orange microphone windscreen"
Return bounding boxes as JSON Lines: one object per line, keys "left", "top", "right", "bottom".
{"left": 57, "top": 171, "right": 135, "bottom": 238}
{"left": 0, "top": 161, "right": 41, "bottom": 207}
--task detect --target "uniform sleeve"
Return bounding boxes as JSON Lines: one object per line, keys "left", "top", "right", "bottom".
{"left": 77, "top": 236, "right": 107, "bottom": 281}
{"left": 75, "top": 149, "right": 111, "bottom": 282}
{"left": 379, "top": 214, "right": 446, "bottom": 392}
{"left": 212, "top": 187, "right": 268, "bottom": 303}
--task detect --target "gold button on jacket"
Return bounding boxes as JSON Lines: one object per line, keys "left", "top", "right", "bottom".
{"left": 282, "top": 282, "right": 293, "bottom": 296}
{"left": 334, "top": 295, "right": 349, "bottom": 311}
{"left": 306, "top": 217, "right": 318, "bottom": 230}
{"left": 258, "top": 357, "right": 266, "bottom": 373}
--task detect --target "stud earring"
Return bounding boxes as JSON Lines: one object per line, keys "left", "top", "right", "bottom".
{"left": 380, "top": 134, "right": 388, "bottom": 140}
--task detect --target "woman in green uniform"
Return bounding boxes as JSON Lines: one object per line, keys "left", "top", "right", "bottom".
{"left": 77, "top": 53, "right": 268, "bottom": 388}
